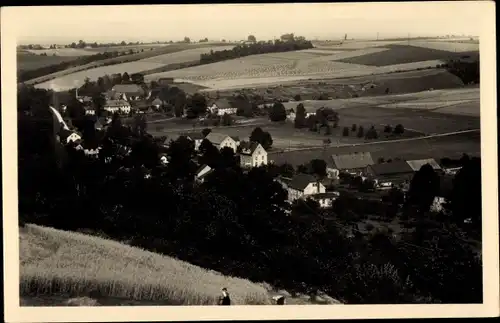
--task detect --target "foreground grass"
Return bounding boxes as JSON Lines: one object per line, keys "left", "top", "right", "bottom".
{"left": 20, "top": 224, "right": 271, "bottom": 305}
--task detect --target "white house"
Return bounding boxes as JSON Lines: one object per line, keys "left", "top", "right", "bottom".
{"left": 205, "top": 132, "right": 238, "bottom": 152}
{"left": 277, "top": 173, "right": 326, "bottom": 203}
{"left": 208, "top": 99, "right": 237, "bottom": 116}
{"left": 104, "top": 99, "right": 131, "bottom": 114}
{"left": 85, "top": 106, "right": 96, "bottom": 115}
{"left": 111, "top": 84, "right": 145, "bottom": 101}
{"left": 239, "top": 142, "right": 268, "bottom": 168}
{"left": 181, "top": 132, "right": 206, "bottom": 151}
{"left": 195, "top": 164, "right": 214, "bottom": 183}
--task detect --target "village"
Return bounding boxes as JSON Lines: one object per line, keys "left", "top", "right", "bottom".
{"left": 47, "top": 73, "right": 466, "bottom": 219}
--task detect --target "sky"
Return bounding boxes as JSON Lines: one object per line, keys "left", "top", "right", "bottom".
{"left": 10, "top": 2, "right": 482, "bottom": 44}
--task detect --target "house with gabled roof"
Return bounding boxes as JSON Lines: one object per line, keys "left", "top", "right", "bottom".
{"left": 111, "top": 84, "right": 146, "bottom": 101}
{"left": 205, "top": 132, "right": 238, "bottom": 152}
{"left": 208, "top": 98, "right": 237, "bottom": 116}
{"left": 239, "top": 141, "right": 268, "bottom": 168}
{"left": 406, "top": 158, "right": 442, "bottom": 172}
{"left": 328, "top": 152, "right": 375, "bottom": 177}
{"left": 366, "top": 160, "right": 415, "bottom": 185}
{"left": 277, "top": 173, "right": 326, "bottom": 203}
{"left": 103, "top": 99, "right": 131, "bottom": 114}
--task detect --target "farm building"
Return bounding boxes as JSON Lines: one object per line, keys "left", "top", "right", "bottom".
{"left": 328, "top": 152, "right": 375, "bottom": 176}
{"left": 366, "top": 161, "right": 415, "bottom": 185}
{"left": 208, "top": 99, "right": 237, "bottom": 116}
{"left": 195, "top": 164, "right": 214, "bottom": 183}
{"left": 230, "top": 136, "right": 240, "bottom": 146}
{"left": 277, "top": 173, "right": 326, "bottom": 204}
{"left": 182, "top": 132, "right": 206, "bottom": 151}
{"left": 150, "top": 98, "right": 164, "bottom": 109}
{"left": 309, "top": 192, "right": 340, "bottom": 208}
{"left": 239, "top": 142, "right": 268, "bottom": 168}
{"left": 111, "top": 84, "right": 146, "bottom": 101}
{"left": 406, "top": 158, "right": 442, "bottom": 172}
{"left": 103, "top": 100, "right": 131, "bottom": 114}
{"left": 205, "top": 132, "right": 239, "bottom": 152}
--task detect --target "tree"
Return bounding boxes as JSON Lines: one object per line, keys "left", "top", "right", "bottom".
{"left": 222, "top": 113, "right": 233, "bottom": 126}
{"left": 190, "top": 93, "right": 207, "bottom": 116}
{"left": 278, "top": 163, "right": 295, "bottom": 178}
{"left": 131, "top": 73, "right": 145, "bottom": 84}
{"left": 247, "top": 35, "right": 257, "bottom": 42}
{"left": 294, "top": 94, "right": 302, "bottom": 101}
{"left": 406, "top": 164, "right": 440, "bottom": 213}
{"left": 384, "top": 125, "right": 393, "bottom": 133}
{"left": 166, "top": 136, "right": 197, "bottom": 181}
{"left": 342, "top": 127, "right": 349, "bottom": 136}
{"left": 310, "top": 159, "right": 327, "bottom": 178}
{"left": 250, "top": 127, "right": 273, "bottom": 150}
{"left": 91, "top": 93, "right": 106, "bottom": 117}
{"left": 122, "top": 72, "right": 130, "bottom": 83}
{"left": 393, "top": 124, "right": 405, "bottom": 135}
{"left": 202, "top": 128, "right": 212, "bottom": 137}
{"left": 357, "top": 126, "right": 365, "bottom": 138}
{"left": 174, "top": 92, "right": 187, "bottom": 117}
{"left": 269, "top": 102, "right": 287, "bottom": 122}
{"left": 351, "top": 124, "right": 357, "bottom": 132}
{"left": 294, "top": 103, "right": 307, "bottom": 128}
{"left": 184, "top": 37, "right": 191, "bottom": 43}
{"left": 307, "top": 114, "right": 318, "bottom": 132}
{"left": 449, "top": 157, "right": 481, "bottom": 225}
{"left": 365, "top": 126, "right": 379, "bottom": 140}
{"left": 132, "top": 114, "right": 147, "bottom": 135}
{"left": 199, "top": 139, "right": 221, "bottom": 168}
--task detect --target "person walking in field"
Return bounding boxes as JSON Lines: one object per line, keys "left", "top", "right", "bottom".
{"left": 218, "top": 287, "right": 231, "bottom": 305}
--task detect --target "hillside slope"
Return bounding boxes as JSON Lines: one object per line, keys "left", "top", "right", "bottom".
{"left": 20, "top": 224, "right": 271, "bottom": 305}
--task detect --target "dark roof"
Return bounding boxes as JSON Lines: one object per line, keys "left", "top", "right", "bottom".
{"left": 104, "top": 99, "right": 130, "bottom": 107}
{"left": 368, "top": 161, "right": 414, "bottom": 176}
{"left": 130, "top": 100, "right": 151, "bottom": 109}
{"left": 230, "top": 136, "right": 240, "bottom": 142}
{"left": 331, "top": 152, "right": 374, "bottom": 170}
{"left": 212, "top": 98, "right": 233, "bottom": 110}
{"left": 112, "top": 84, "right": 145, "bottom": 95}
{"left": 239, "top": 141, "right": 261, "bottom": 156}
{"left": 288, "top": 173, "right": 319, "bottom": 191}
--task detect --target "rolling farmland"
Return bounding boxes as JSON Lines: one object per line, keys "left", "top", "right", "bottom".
{"left": 17, "top": 53, "right": 80, "bottom": 72}
{"left": 141, "top": 46, "right": 235, "bottom": 64}
{"left": 22, "top": 48, "right": 97, "bottom": 57}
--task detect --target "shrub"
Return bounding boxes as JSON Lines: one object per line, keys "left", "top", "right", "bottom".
{"left": 393, "top": 124, "right": 405, "bottom": 135}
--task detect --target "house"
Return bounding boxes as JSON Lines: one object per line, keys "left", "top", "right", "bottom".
{"left": 278, "top": 173, "right": 326, "bottom": 203}
{"left": 366, "top": 161, "right": 415, "bottom": 185}
{"left": 130, "top": 99, "right": 152, "bottom": 113}
{"left": 406, "top": 158, "right": 442, "bottom": 172}
{"left": 111, "top": 84, "right": 145, "bottom": 101}
{"left": 103, "top": 100, "right": 131, "bottom": 114}
{"left": 195, "top": 164, "right": 214, "bottom": 183}
{"left": 59, "top": 129, "right": 82, "bottom": 144}
{"left": 443, "top": 166, "right": 462, "bottom": 175}
{"left": 230, "top": 136, "right": 241, "bottom": 147}
{"left": 239, "top": 142, "right": 268, "bottom": 168}
{"left": 208, "top": 99, "right": 237, "bottom": 116}
{"left": 329, "top": 152, "right": 375, "bottom": 176}
{"left": 205, "top": 132, "right": 238, "bottom": 152}
{"left": 181, "top": 132, "right": 206, "bottom": 151}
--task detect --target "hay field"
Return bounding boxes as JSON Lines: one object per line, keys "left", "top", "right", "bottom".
{"left": 142, "top": 46, "right": 235, "bottom": 64}
{"left": 312, "top": 40, "right": 405, "bottom": 50}
{"left": 433, "top": 100, "right": 481, "bottom": 117}
{"left": 84, "top": 43, "right": 171, "bottom": 53}
{"left": 35, "top": 61, "right": 165, "bottom": 91}
{"left": 17, "top": 53, "right": 80, "bottom": 72}
{"left": 408, "top": 40, "right": 479, "bottom": 52}
{"left": 24, "top": 48, "right": 96, "bottom": 56}
{"left": 336, "top": 44, "right": 476, "bottom": 66}
{"left": 20, "top": 224, "right": 271, "bottom": 306}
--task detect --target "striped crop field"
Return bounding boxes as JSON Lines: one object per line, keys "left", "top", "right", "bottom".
{"left": 20, "top": 224, "right": 271, "bottom": 306}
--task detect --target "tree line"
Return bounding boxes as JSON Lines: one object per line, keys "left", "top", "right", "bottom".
{"left": 18, "top": 85, "right": 482, "bottom": 304}
{"left": 200, "top": 37, "right": 314, "bottom": 64}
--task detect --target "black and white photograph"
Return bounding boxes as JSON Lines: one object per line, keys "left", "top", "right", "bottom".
{"left": 2, "top": 2, "right": 498, "bottom": 322}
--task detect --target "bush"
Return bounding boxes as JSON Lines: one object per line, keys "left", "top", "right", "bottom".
{"left": 342, "top": 127, "right": 349, "bottom": 136}
{"left": 393, "top": 124, "right": 405, "bottom": 135}
{"left": 383, "top": 125, "right": 392, "bottom": 133}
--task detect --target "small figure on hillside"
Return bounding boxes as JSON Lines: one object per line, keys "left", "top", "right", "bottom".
{"left": 218, "top": 287, "right": 231, "bottom": 305}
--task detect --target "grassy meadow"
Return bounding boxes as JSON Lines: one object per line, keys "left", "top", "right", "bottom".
{"left": 20, "top": 224, "right": 271, "bottom": 306}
